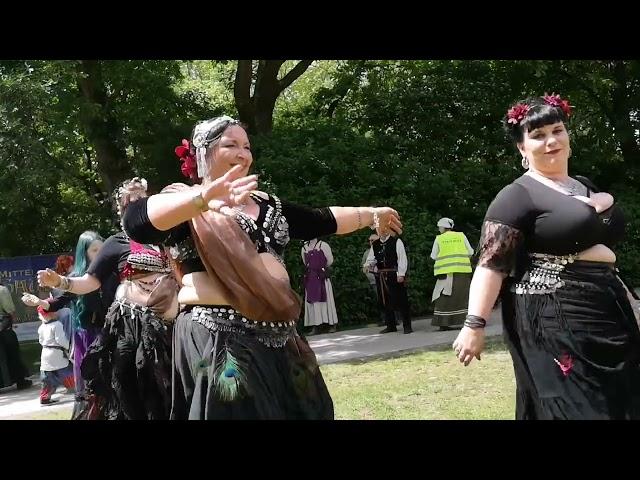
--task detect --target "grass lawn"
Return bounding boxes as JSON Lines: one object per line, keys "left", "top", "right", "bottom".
{"left": 19, "top": 341, "right": 42, "bottom": 376}
{"left": 321, "top": 339, "right": 516, "bottom": 420}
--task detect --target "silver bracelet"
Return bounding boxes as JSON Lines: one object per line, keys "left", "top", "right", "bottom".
{"left": 371, "top": 209, "right": 380, "bottom": 230}
{"left": 356, "top": 207, "right": 362, "bottom": 229}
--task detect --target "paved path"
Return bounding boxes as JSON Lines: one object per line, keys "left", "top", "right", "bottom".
{"left": 309, "top": 310, "right": 502, "bottom": 365}
{"left": 0, "top": 382, "right": 75, "bottom": 420}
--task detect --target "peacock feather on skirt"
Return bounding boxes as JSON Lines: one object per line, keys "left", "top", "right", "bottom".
{"left": 214, "top": 349, "right": 245, "bottom": 402}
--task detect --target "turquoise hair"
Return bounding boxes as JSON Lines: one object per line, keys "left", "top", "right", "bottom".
{"left": 70, "top": 230, "right": 103, "bottom": 330}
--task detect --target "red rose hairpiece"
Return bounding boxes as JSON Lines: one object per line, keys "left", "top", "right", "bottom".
{"left": 507, "top": 103, "right": 530, "bottom": 125}
{"left": 175, "top": 139, "right": 198, "bottom": 179}
{"left": 506, "top": 93, "right": 572, "bottom": 126}
{"left": 543, "top": 93, "right": 572, "bottom": 117}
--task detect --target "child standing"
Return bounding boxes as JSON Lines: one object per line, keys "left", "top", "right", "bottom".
{"left": 36, "top": 305, "right": 74, "bottom": 405}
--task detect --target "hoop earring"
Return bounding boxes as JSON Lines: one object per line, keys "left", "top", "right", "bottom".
{"left": 521, "top": 157, "right": 529, "bottom": 169}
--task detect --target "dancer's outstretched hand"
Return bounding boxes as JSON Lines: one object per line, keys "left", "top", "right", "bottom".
{"left": 374, "top": 207, "right": 403, "bottom": 236}
{"left": 203, "top": 165, "right": 258, "bottom": 212}
{"left": 37, "top": 268, "right": 61, "bottom": 288}
{"left": 452, "top": 327, "right": 485, "bottom": 367}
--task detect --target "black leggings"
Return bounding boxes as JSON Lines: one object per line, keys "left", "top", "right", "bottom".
{"left": 376, "top": 272, "right": 411, "bottom": 330}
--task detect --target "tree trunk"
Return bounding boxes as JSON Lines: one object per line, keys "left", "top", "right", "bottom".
{"left": 75, "top": 60, "right": 132, "bottom": 196}
{"left": 233, "top": 60, "right": 313, "bottom": 135}
{"left": 234, "top": 60, "right": 256, "bottom": 132}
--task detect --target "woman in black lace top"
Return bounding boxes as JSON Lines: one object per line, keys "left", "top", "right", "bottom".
{"left": 453, "top": 94, "right": 640, "bottom": 419}
{"left": 123, "top": 116, "right": 403, "bottom": 419}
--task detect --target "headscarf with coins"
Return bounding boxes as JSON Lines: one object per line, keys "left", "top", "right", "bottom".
{"left": 191, "top": 116, "right": 242, "bottom": 179}
{"left": 113, "top": 177, "right": 148, "bottom": 219}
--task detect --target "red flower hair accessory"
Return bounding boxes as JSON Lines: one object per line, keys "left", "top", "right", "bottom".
{"left": 543, "top": 93, "right": 572, "bottom": 117}
{"left": 507, "top": 103, "right": 530, "bottom": 125}
{"left": 175, "top": 139, "right": 198, "bottom": 179}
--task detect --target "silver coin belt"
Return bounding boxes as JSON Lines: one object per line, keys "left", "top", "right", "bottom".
{"left": 114, "top": 298, "right": 164, "bottom": 321}
{"left": 514, "top": 252, "right": 579, "bottom": 295}
{"left": 190, "top": 306, "right": 296, "bottom": 348}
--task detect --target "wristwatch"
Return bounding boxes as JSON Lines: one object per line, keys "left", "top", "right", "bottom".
{"left": 192, "top": 192, "right": 209, "bottom": 212}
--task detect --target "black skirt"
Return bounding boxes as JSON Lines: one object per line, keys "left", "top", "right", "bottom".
{"left": 171, "top": 306, "right": 334, "bottom": 420}
{"left": 503, "top": 261, "right": 640, "bottom": 420}
{"left": 80, "top": 299, "right": 173, "bottom": 420}
{"left": 432, "top": 273, "right": 471, "bottom": 327}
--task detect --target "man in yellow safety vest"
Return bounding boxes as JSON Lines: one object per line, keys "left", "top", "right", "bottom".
{"left": 431, "top": 218, "right": 474, "bottom": 331}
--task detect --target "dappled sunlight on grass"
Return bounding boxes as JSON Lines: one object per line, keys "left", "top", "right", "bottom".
{"left": 322, "top": 341, "right": 516, "bottom": 420}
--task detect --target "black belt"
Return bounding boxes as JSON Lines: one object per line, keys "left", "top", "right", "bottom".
{"left": 43, "top": 345, "right": 69, "bottom": 359}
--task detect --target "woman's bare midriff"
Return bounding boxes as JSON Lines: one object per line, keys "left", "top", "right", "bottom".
{"left": 576, "top": 243, "right": 616, "bottom": 264}
{"left": 178, "top": 252, "right": 290, "bottom": 305}
{"left": 116, "top": 272, "right": 165, "bottom": 305}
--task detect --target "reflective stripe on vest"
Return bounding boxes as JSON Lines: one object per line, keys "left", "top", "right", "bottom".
{"left": 434, "top": 231, "right": 472, "bottom": 275}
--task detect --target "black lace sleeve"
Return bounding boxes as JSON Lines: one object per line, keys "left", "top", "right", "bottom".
{"left": 474, "top": 180, "right": 534, "bottom": 274}
{"left": 476, "top": 220, "right": 524, "bottom": 274}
